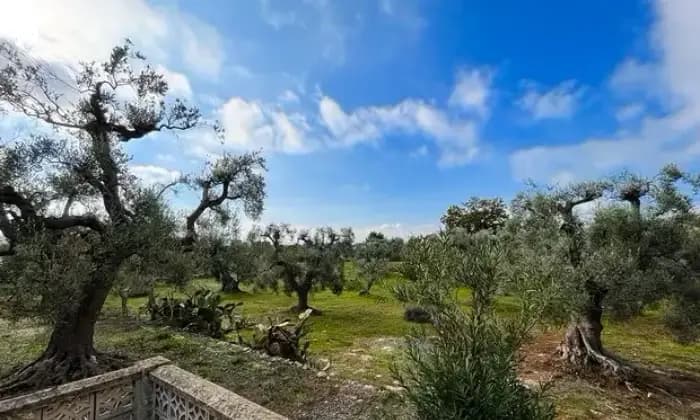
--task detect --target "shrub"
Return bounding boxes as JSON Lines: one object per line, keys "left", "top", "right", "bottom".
{"left": 147, "top": 289, "right": 243, "bottom": 339}
{"left": 395, "top": 308, "right": 554, "bottom": 420}
{"left": 403, "top": 306, "right": 432, "bottom": 323}
{"left": 393, "top": 232, "right": 554, "bottom": 420}
{"left": 663, "top": 297, "right": 700, "bottom": 344}
{"left": 251, "top": 309, "right": 312, "bottom": 362}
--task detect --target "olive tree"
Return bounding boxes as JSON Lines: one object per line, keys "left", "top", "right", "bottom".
{"left": 387, "top": 236, "right": 405, "bottom": 261}
{"left": 510, "top": 165, "right": 700, "bottom": 377}
{"left": 356, "top": 231, "right": 391, "bottom": 295}
{"left": 192, "top": 214, "right": 258, "bottom": 293}
{"left": 441, "top": 196, "right": 508, "bottom": 233}
{"left": 256, "top": 224, "right": 353, "bottom": 314}
{"left": 0, "top": 41, "right": 265, "bottom": 394}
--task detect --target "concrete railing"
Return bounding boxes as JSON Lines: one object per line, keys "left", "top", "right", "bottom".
{"left": 0, "top": 357, "right": 286, "bottom": 419}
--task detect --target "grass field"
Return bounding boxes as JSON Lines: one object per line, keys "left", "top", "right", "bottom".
{"left": 2, "top": 271, "right": 699, "bottom": 419}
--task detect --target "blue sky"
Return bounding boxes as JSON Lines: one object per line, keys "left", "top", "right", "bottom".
{"left": 2, "top": 0, "right": 700, "bottom": 238}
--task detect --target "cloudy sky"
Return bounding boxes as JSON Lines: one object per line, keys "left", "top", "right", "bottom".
{"left": 1, "top": 0, "right": 699, "bottom": 238}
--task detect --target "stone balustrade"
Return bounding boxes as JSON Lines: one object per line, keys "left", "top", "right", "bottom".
{"left": 0, "top": 356, "right": 286, "bottom": 419}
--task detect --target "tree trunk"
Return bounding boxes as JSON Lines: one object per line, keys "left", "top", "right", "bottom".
{"left": 291, "top": 286, "right": 320, "bottom": 314}
{"left": 0, "top": 263, "right": 126, "bottom": 396}
{"left": 359, "top": 278, "right": 375, "bottom": 296}
{"left": 295, "top": 287, "right": 310, "bottom": 311}
{"left": 561, "top": 308, "right": 604, "bottom": 366}
{"left": 119, "top": 288, "right": 129, "bottom": 317}
{"left": 147, "top": 287, "right": 157, "bottom": 320}
{"left": 559, "top": 280, "right": 630, "bottom": 377}
{"left": 220, "top": 271, "right": 241, "bottom": 293}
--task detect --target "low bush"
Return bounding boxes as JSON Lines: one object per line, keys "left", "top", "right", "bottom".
{"left": 147, "top": 289, "right": 244, "bottom": 339}
{"left": 250, "top": 309, "right": 312, "bottom": 362}
{"left": 403, "top": 306, "right": 432, "bottom": 323}
{"left": 395, "top": 308, "right": 554, "bottom": 420}
{"left": 393, "top": 232, "right": 554, "bottom": 420}
{"left": 663, "top": 297, "right": 700, "bottom": 344}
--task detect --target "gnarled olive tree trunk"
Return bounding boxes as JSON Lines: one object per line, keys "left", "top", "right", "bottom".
{"left": 555, "top": 199, "right": 631, "bottom": 376}
{"left": 293, "top": 284, "right": 311, "bottom": 313}
{"left": 219, "top": 270, "right": 241, "bottom": 293}
{"left": 561, "top": 280, "right": 606, "bottom": 365}
{"left": 559, "top": 280, "right": 630, "bottom": 376}
{"left": 0, "top": 260, "right": 125, "bottom": 396}
{"left": 291, "top": 279, "right": 321, "bottom": 315}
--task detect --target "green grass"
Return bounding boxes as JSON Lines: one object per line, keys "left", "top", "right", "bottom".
{"left": 604, "top": 309, "right": 700, "bottom": 375}
{"left": 104, "top": 274, "right": 700, "bottom": 384}
{"left": 0, "top": 318, "right": 405, "bottom": 418}
{"left": 5, "top": 269, "right": 700, "bottom": 419}
{"left": 104, "top": 276, "right": 412, "bottom": 384}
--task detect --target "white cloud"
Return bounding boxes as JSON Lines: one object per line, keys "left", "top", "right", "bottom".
{"left": 655, "top": 0, "right": 700, "bottom": 115}
{"left": 615, "top": 103, "right": 645, "bottom": 121}
{"left": 259, "top": 0, "right": 300, "bottom": 29}
{"left": 0, "top": 0, "right": 225, "bottom": 78}
{"left": 131, "top": 164, "right": 181, "bottom": 185}
{"left": 188, "top": 65, "right": 488, "bottom": 166}
{"left": 609, "top": 58, "right": 661, "bottom": 98}
{"left": 448, "top": 69, "right": 491, "bottom": 116}
{"left": 319, "top": 96, "right": 480, "bottom": 165}
{"left": 156, "top": 153, "right": 176, "bottom": 163}
{"left": 279, "top": 90, "right": 301, "bottom": 103}
{"left": 155, "top": 65, "right": 192, "bottom": 99}
{"left": 510, "top": 0, "right": 700, "bottom": 183}
{"left": 510, "top": 109, "right": 700, "bottom": 183}
{"left": 256, "top": 0, "right": 349, "bottom": 66}
{"left": 318, "top": 96, "right": 382, "bottom": 146}
{"left": 214, "top": 97, "right": 312, "bottom": 155}
{"left": 178, "top": 17, "right": 225, "bottom": 79}
{"left": 191, "top": 92, "right": 482, "bottom": 165}
{"left": 517, "top": 80, "right": 584, "bottom": 120}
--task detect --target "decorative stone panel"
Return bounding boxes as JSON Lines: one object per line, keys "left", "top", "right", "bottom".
{"left": 0, "top": 357, "right": 286, "bottom": 420}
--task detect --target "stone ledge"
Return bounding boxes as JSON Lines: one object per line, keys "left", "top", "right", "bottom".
{"left": 0, "top": 356, "right": 171, "bottom": 414}
{"left": 150, "top": 364, "right": 287, "bottom": 420}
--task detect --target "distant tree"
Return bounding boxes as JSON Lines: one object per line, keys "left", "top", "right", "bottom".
{"left": 256, "top": 224, "right": 353, "bottom": 314}
{"left": 0, "top": 41, "right": 265, "bottom": 394}
{"left": 387, "top": 236, "right": 405, "bottom": 261}
{"left": 366, "top": 231, "right": 386, "bottom": 242}
{"left": 194, "top": 216, "right": 258, "bottom": 293}
{"left": 441, "top": 197, "right": 508, "bottom": 233}
{"left": 356, "top": 231, "right": 390, "bottom": 295}
{"left": 112, "top": 245, "right": 196, "bottom": 317}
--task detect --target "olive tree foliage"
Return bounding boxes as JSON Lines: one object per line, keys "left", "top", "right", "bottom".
{"left": 0, "top": 41, "right": 265, "bottom": 394}
{"left": 603, "top": 167, "right": 700, "bottom": 343}
{"left": 183, "top": 152, "right": 265, "bottom": 248}
{"left": 254, "top": 224, "right": 354, "bottom": 314}
{"left": 393, "top": 231, "right": 554, "bottom": 420}
{"left": 441, "top": 196, "right": 509, "bottom": 233}
{"left": 387, "top": 236, "right": 405, "bottom": 261}
{"left": 193, "top": 214, "right": 260, "bottom": 293}
{"left": 508, "top": 164, "right": 700, "bottom": 378}
{"left": 355, "top": 231, "right": 391, "bottom": 295}
{"left": 113, "top": 248, "right": 196, "bottom": 317}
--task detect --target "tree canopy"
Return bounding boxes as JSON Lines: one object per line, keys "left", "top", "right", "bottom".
{"left": 441, "top": 197, "right": 508, "bottom": 233}
{"left": 0, "top": 40, "right": 266, "bottom": 393}
{"left": 255, "top": 224, "right": 353, "bottom": 314}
